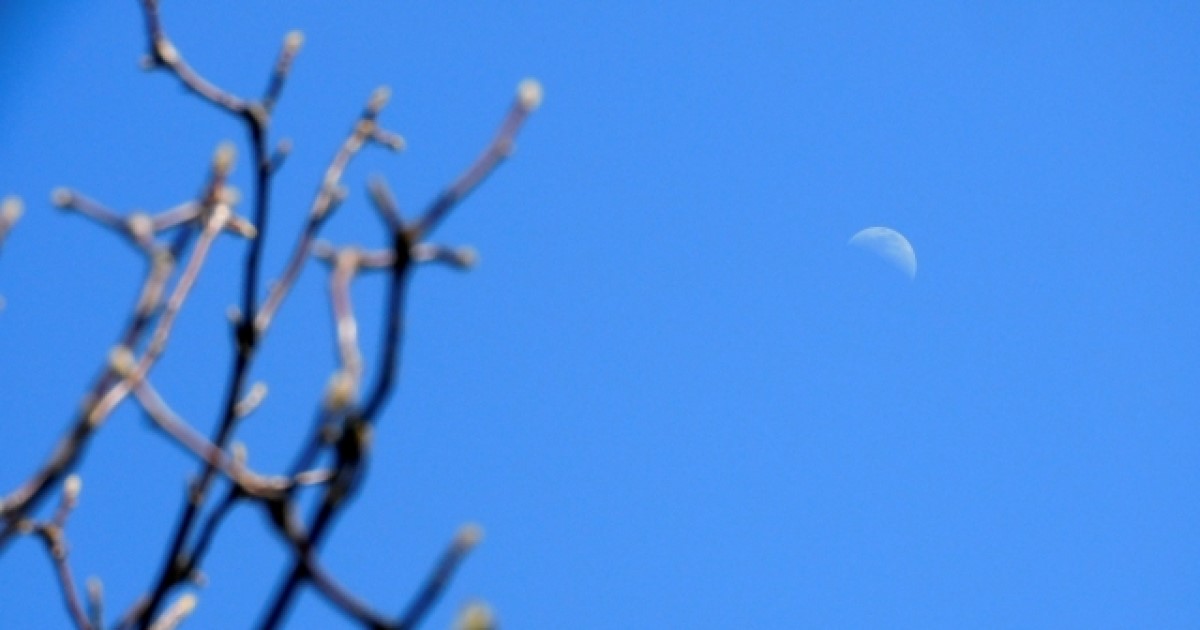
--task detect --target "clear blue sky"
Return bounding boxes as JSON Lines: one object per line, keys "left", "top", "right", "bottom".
{"left": 2, "top": 2, "right": 1198, "bottom": 628}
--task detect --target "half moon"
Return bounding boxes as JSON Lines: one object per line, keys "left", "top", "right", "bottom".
{"left": 848, "top": 227, "right": 917, "bottom": 279}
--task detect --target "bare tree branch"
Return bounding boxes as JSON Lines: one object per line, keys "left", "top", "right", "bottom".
{"left": 396, "top": 525, "right": 484, "bottom": 630}
{"left": 33, "top": 476, "right": 92, "bottom": 630}
{"left": 2, "top": 5, "right": 541, "bottom": 627}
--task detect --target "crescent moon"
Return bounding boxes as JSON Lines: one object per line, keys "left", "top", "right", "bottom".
{"left": 848, "top": 227, "right": 917, "bottom": 279}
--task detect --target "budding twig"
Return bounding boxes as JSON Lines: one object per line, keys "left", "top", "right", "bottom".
{"left": 256, "top": 87, "right": 404, "bottom": 333}
{"left": 396, "top": 524, "right": 485, "bottom": 630}
{"left": 411, "top": 78, "right": 543, "bottom": 238}
{"left": 33, "top": 476, "right": 92, "bottom": 630}
{"left": 0, "top": 146, "right": 246, "bottom": 551}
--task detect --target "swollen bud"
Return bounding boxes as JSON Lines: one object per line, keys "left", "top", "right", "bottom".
{"left": 213, "top": 142, "right": 237, "bottom": 176}
{"left": 51, "top": 188, "right": 74, "bottom": 209}
{"left": 368, "top": 86, "right": 392, "bottom": 114}
{"left": 284, "top": 31, "right": 305, "bottom": 55}
{"left": 517, "top": 78, "right": 543, "bottom": 112}
{"left": 1, "top": 196, "right": 23, "bottom": 222}
{"left": 455, "top": 523, "right": 484, "bottom": 551}
{"left": 456, "top": 601, "right": 496, "bottom": 630}
{"left": 63, "top": 474, "right": 82, "bottom": 504}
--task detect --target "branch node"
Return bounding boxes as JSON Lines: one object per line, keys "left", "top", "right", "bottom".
{"left": 323, "top": 370, "right": 357, "bottom": 411}
{"left": 108, "top": 346, "right": 136, "bottom": 378}
{"left": 127, "top": 212, "right": 155, "bottom": 243}
{"left": 154, "top": 39, "right": 180, "bottom": 66}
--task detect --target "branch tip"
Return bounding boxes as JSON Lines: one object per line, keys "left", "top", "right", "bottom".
{"left": 213, "top": 142, "right": 237, "bottom": 175}
{"left": 1, "top": 196, "right": 23, "bottom": 222}
{"left": 226, "top": 215, "right": 258, "bottom": 239}
{"left": 51, "top": 188, "right": 74, "bottom": 209}
{"left": 284, "top": 30, "right": 305, "bottom": 55}
{"left": 86, "top": 576, "right": 103, "bottom": 627}
{"left": 373, "top": 129, "right": 406, "bottom": 151}
{"left": 517, "top": 78, "right": 544, "bottom": 112}
{"left": 235, "top": 381, "right": 269, "bottom": 418}
{"left": 455, "top": 247, "right": 479, "bottom": 268}
{"left": 455, "top": 523, "right": 484, "bottom": 551}
{"left": 63, "top": 475, "right": 82, "bottom": 505}
{"left": 149, "top": 592, "right": 197, "bottom": 630}
{"left": 369, "top": 86, "right": 392, "bottom": 113}
{"left": 456, "top": 601, "right": 497, "bottom": 630}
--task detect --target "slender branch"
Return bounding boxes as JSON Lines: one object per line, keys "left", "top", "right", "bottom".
{"left": 51, "top": 189, "right": 163, "bottom": 253}
{"left": 133, "top": 81, "right": 401, "bottom": 627}
{"left": 396, "top": 525, "right": 483, "bottom": 630}
{"left": 0, "top": 149, "right": 238, "bottom": 551}
{"left": 131, "top": 380, "right": 287, "bottom": 498}
{"left": 86, "top": 577, "right": 104, "bottom": 630}
{"left": 34, "top": 476, "right": 93, "bottom": 630}
{"left": 147, "top": 593, "right": 197, "bottom": 630}
{"left": 255, "top": 87, "right": 403, "bottom": 333}
{"left": 258, "top": 80, "right": 542, "bottom": 629}
{"left": 6, "top": 4, "right": 543, "bottom": 625}
{"left": 89, "top": 163, "right": 240, "bottom": 424}
{"left": 411, "top": 79, "right": 542, "bottom": 238}
{"left": 268, "top": 502, "right": 394, "bottom": 630}
{"left": 454, "top": 601, "right": 497, "bottom": 630}
{"left": 263, "top": 32, "right": 304, "bottom": 114}
{"left": 329, "top": 250, "right": 365, "bottom": 389}
{"left": 139, "top": 0, "right": 248, "bottom": 115}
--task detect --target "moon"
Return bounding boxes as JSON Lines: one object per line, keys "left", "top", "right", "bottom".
{"left": 848, "top": 227, "right": 917, "bottom": 279}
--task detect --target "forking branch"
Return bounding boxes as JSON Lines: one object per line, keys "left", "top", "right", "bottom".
{"left": 0, "top": 3, "right": 539, "bottom": 629}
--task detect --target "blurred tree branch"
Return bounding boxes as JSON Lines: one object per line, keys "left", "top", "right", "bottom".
{"left": 0, "top": 3, "right": 538, "bottom": 628}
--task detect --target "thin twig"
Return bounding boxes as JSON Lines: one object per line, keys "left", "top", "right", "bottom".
{"left": 0, "top": 149, "right": 239, "bottom": 551}
{"left": 396, "top": 525, "right": 484, "bottom": 630}
{"left": 269, "top": 502, "right": 395, "bottom": 630}
{"left": 131, "top": 380, "right": 286, "bottom": 498}
{"left": 263, "top": 32, "right": 304, "bottom": 114}
{"left": 411, "top": 79, "right": 542, "bottom": 238}
{"left": 255, "top": 87, "right": 402, "bottom": 332}
{"left": 258, "top": 80, "right": 541, "bottom": 629}
{"left": 139, "top": 0, "right": 248, "bottom": 115}
{"left": 147, "top": 593, "right": 197, "bottom": 630}
{"left": 34, "top": 476, "right": 93, "bottom": 630}
{"left": 86, "top": 577, "right": 104, "bottom": 630}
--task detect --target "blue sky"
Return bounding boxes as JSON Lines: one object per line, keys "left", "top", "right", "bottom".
{"left": 1, "top": 2, "right": 1198, "bottom": 628}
